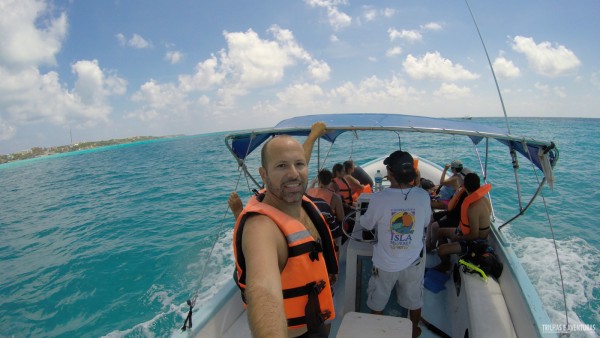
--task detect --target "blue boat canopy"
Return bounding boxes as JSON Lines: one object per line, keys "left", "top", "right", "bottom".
{"left": 225, "top": 113, "right": 558, "bottom": 171}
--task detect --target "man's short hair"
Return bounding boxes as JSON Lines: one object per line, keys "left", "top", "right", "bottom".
{"left": 318, "top": 169, "right": 333, "bottom": 185}
{"left": 343, "top": 160, "right": 354, "bottom": 173}
{"left": 464, "top": 173, "right": 481, "bottom": 193}
{"left": 332, "top": 163, "right": 344, "bottom": 176}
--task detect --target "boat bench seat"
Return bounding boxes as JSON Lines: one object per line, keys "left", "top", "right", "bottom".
{"left": 461, "top": 268, "right": 517, "bottom": 337}
{"left": 336, "top": 312, "right": 412, "bottom": 338}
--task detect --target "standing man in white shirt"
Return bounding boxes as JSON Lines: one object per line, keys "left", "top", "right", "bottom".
{"left": 360, "top": 150, "right": 432, "bottom": 338}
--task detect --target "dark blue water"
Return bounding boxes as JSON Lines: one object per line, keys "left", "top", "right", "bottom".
{"left": 1, "top": 118, "right": 598, "bottom": 337}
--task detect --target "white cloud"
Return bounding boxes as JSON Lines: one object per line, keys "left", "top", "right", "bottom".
{"left": 493, "top": 56, "right": 520, "bottom": 79}
{"left": 128, "top": 26, "right": 329, "bottom": 121}
{"left": 178, "top": 56, "right": 226, "bottom": 92}
{"left": 166, "top": 51, "right": 184, "bottom": 64}
{"left": 308, "top": 60, "right": 331, "bottom": 82}
{"left": 533, "top": 82, "right": 567, "bottom": 98}
{"left": 0, "top": 1, "right": 125, "bottom": 141}
{"left": 305, "top": 0, "right": 351, "bottom": 31}
{"left": 403, "top": 52, "right": 480, "bottom": 81}
{"left": 363, "top": 6, "right": 377, "bottom": 22}
{"left": 256, "top": 74, "right": 421, "bottom": 116}
{"left": 276, "top": 83, "right": 325, "bottom": 109}
{"left": 116, "top": 33, "right": 126, "bottom": 46}
{"left": 534, "top": 82, "right": 550, "bottom": 94}
{"left": 386, "top": 47, "right": 402, "bottom": 57}
{"left": 511, "top": 36, "right": 581, "bottom": 77}
{"left": 434, "top": 83, "right": 471, "bottom": 99}
{"left": 220, "top": 31, "right": 288, "bottom": 89}
{"left": 130, "top": 80, "right": 189, "bottom": 121}
{"left": 362, "top": 6, "right": 395, "bottom": 22}
{"left": 330, "top": 35, "right": 339, "bottom": 42}
{"left": 388, "top": 28, "right": 422, "bottom": 43}
{"left": 382, "top": 8, "right": 396, "bottom": 18}
{"left": 327, "top": 7, "right": 352, "bottom": 30}
{"left": 72, "top": 60, "right": 126, "bottom": 106}
{"left": 421, "top": 22, "right": 443, "bottom": 31}
{"left": 0, "top": 60, "right": 124, "bottom": 129}
{"left": 0, "top": 0, "right": 67, "bottom": 68}
{"left": 116, "top": 33, "right": 153, "bottom": 49}
{"left": 305, "top": 0, "right": 348, "bottom": 8}
{"left": 554, "top": 86, "right": 567, "bottom": 98}
{"left": 129, "top": 34, "right": 151, "bottom": 48}
{"left": 329, "top": 75, "right": 420, "bottom": 109}
{"left": 0, "top": 117, "right": 16, "bottom": 141}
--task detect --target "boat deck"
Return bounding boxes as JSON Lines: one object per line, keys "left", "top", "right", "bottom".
{"left": 330, "top": 238, "right": 450, "bottom": 338}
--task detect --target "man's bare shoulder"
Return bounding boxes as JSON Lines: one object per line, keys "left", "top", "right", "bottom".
{"left": 244, "top": 213, "right": 279, "bottom": 232}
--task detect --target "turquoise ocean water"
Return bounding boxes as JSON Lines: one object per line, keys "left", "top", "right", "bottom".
{"left": 1, "top": 118, "right": 598, "bottom": 337}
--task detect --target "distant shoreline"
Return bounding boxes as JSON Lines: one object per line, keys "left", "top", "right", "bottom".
{"left": 0, "top": 136, "right": 181, "bottom": 164}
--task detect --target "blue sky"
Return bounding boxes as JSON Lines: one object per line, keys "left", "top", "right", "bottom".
{"left": 1, "top": 0, "right": 599, "bottom": 154}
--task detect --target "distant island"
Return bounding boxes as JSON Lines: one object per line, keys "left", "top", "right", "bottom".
{"left": 0, "top": 136, "right": 175, "bottom": 164}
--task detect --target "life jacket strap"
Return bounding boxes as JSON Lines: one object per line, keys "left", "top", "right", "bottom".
{"left": 282, "top": 280, "right": 326, "bottom": 299}
{"left": 288, "top": 240, "right": 323, "bottom": 261}
{"left": 286, "top": 280, "right": 332, "bottom": 330}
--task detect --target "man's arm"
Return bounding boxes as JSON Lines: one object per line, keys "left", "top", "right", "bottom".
{"left": 303, "top": 122, "right": 327, "bottom": 165}
{"left": 242, "top": 215, "right": 289, "bottom": 337}
{"left": 345, "top": 174, "right": 364, "bottom": 191}
{"left": 439, "top": 164, "right": 450, "bottom": 185}
{"left": 359, "top": 196, "right": 378, "bottom": 231}
{"left": 331, "top": 194, "right": 345, "bottom": 225}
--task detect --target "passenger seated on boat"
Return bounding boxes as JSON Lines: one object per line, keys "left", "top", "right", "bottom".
{"left": 359, "top": 150, "right": 432, "bottom": 338}
{"left": 307, "top": 169, "right": 345, "bottom": 249}
{"left": 431, "top": 160, "right": 466, "bottom": 210}
{"left": 426, "top": 187, "right": 468, "bottom": 251}
{"left": 434, "top": 173, "right": 492, "bottom": 272}
{"left": 343, "top": 160, "right": 366, "bottom": 197}
{"left": 332, "top": 163, "right": 354, "bottom": 212}
{"left": 420, "top": 178, "right": 436, "bottom": 196}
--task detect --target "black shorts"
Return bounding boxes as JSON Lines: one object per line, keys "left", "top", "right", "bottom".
{"left": 438, "top": 216, "right": 459, "bottom": 228}
{"left": 432, "top": 210, "right": 447, "bottom": 222}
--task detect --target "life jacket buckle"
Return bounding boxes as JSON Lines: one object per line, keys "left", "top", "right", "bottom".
{"left": 312, "top": 280, "right": 326, "bottom": 294}
{"left": 319, "top": 309, "right": 332, "bottom": 321}
{"left": 309, "top": 240, "right": 323, "bottom": 261}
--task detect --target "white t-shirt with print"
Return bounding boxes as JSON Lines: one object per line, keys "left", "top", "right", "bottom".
{"left": 361, "top": 186, "right": 432, "bottom": 272}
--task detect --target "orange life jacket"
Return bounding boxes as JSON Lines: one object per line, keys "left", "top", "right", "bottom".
{"left": 351, "top": 183, "right": 372, "bottom": 201}
{"left": 459, "top": 184, "right": 492, "bottom": 235}
{"left": 333, "top": 177, "right": 353, "bottom": 205}
{"left": 232, "top": 194, "right": 338, "bottom": 330}
{"left": 307, "top": 187, "right": 334, "bottom": 206}
{"left": 448, "top": 187, "right": 467, "bottom": 211}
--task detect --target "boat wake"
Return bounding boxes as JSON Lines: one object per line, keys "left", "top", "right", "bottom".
{"left": 102, "top": 230, "right": 236, "bottom": 338}
{"left": 506, "top": 232, "right": 599, "bottom": 338}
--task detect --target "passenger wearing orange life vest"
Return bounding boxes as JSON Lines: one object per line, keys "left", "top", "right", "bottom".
{"left": 232, "top": 129, "right": 338, "bottom": 338}
{"left": 331, "top": 163, "right": 354, "bottom": 208}
{"left": 434, "top": 172, "right": 492, "bottom": 272}
{"left": 307, "top": 169, "right": 345, "bottom": 245}
{"left": 343, "top": 160, "right": 366, "bottom": 199}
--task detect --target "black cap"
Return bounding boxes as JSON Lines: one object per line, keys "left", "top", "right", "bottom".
{"left": 383, "top": 150, "right": 414, "bottom": 177}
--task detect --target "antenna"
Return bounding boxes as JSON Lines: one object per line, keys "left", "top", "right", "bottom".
{"left": 464, "top": 0, "right": 512, "bottom": 134}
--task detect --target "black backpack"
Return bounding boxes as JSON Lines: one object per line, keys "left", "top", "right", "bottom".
{"left": 460, "top": 241, "right": 503, "bottom": 281}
